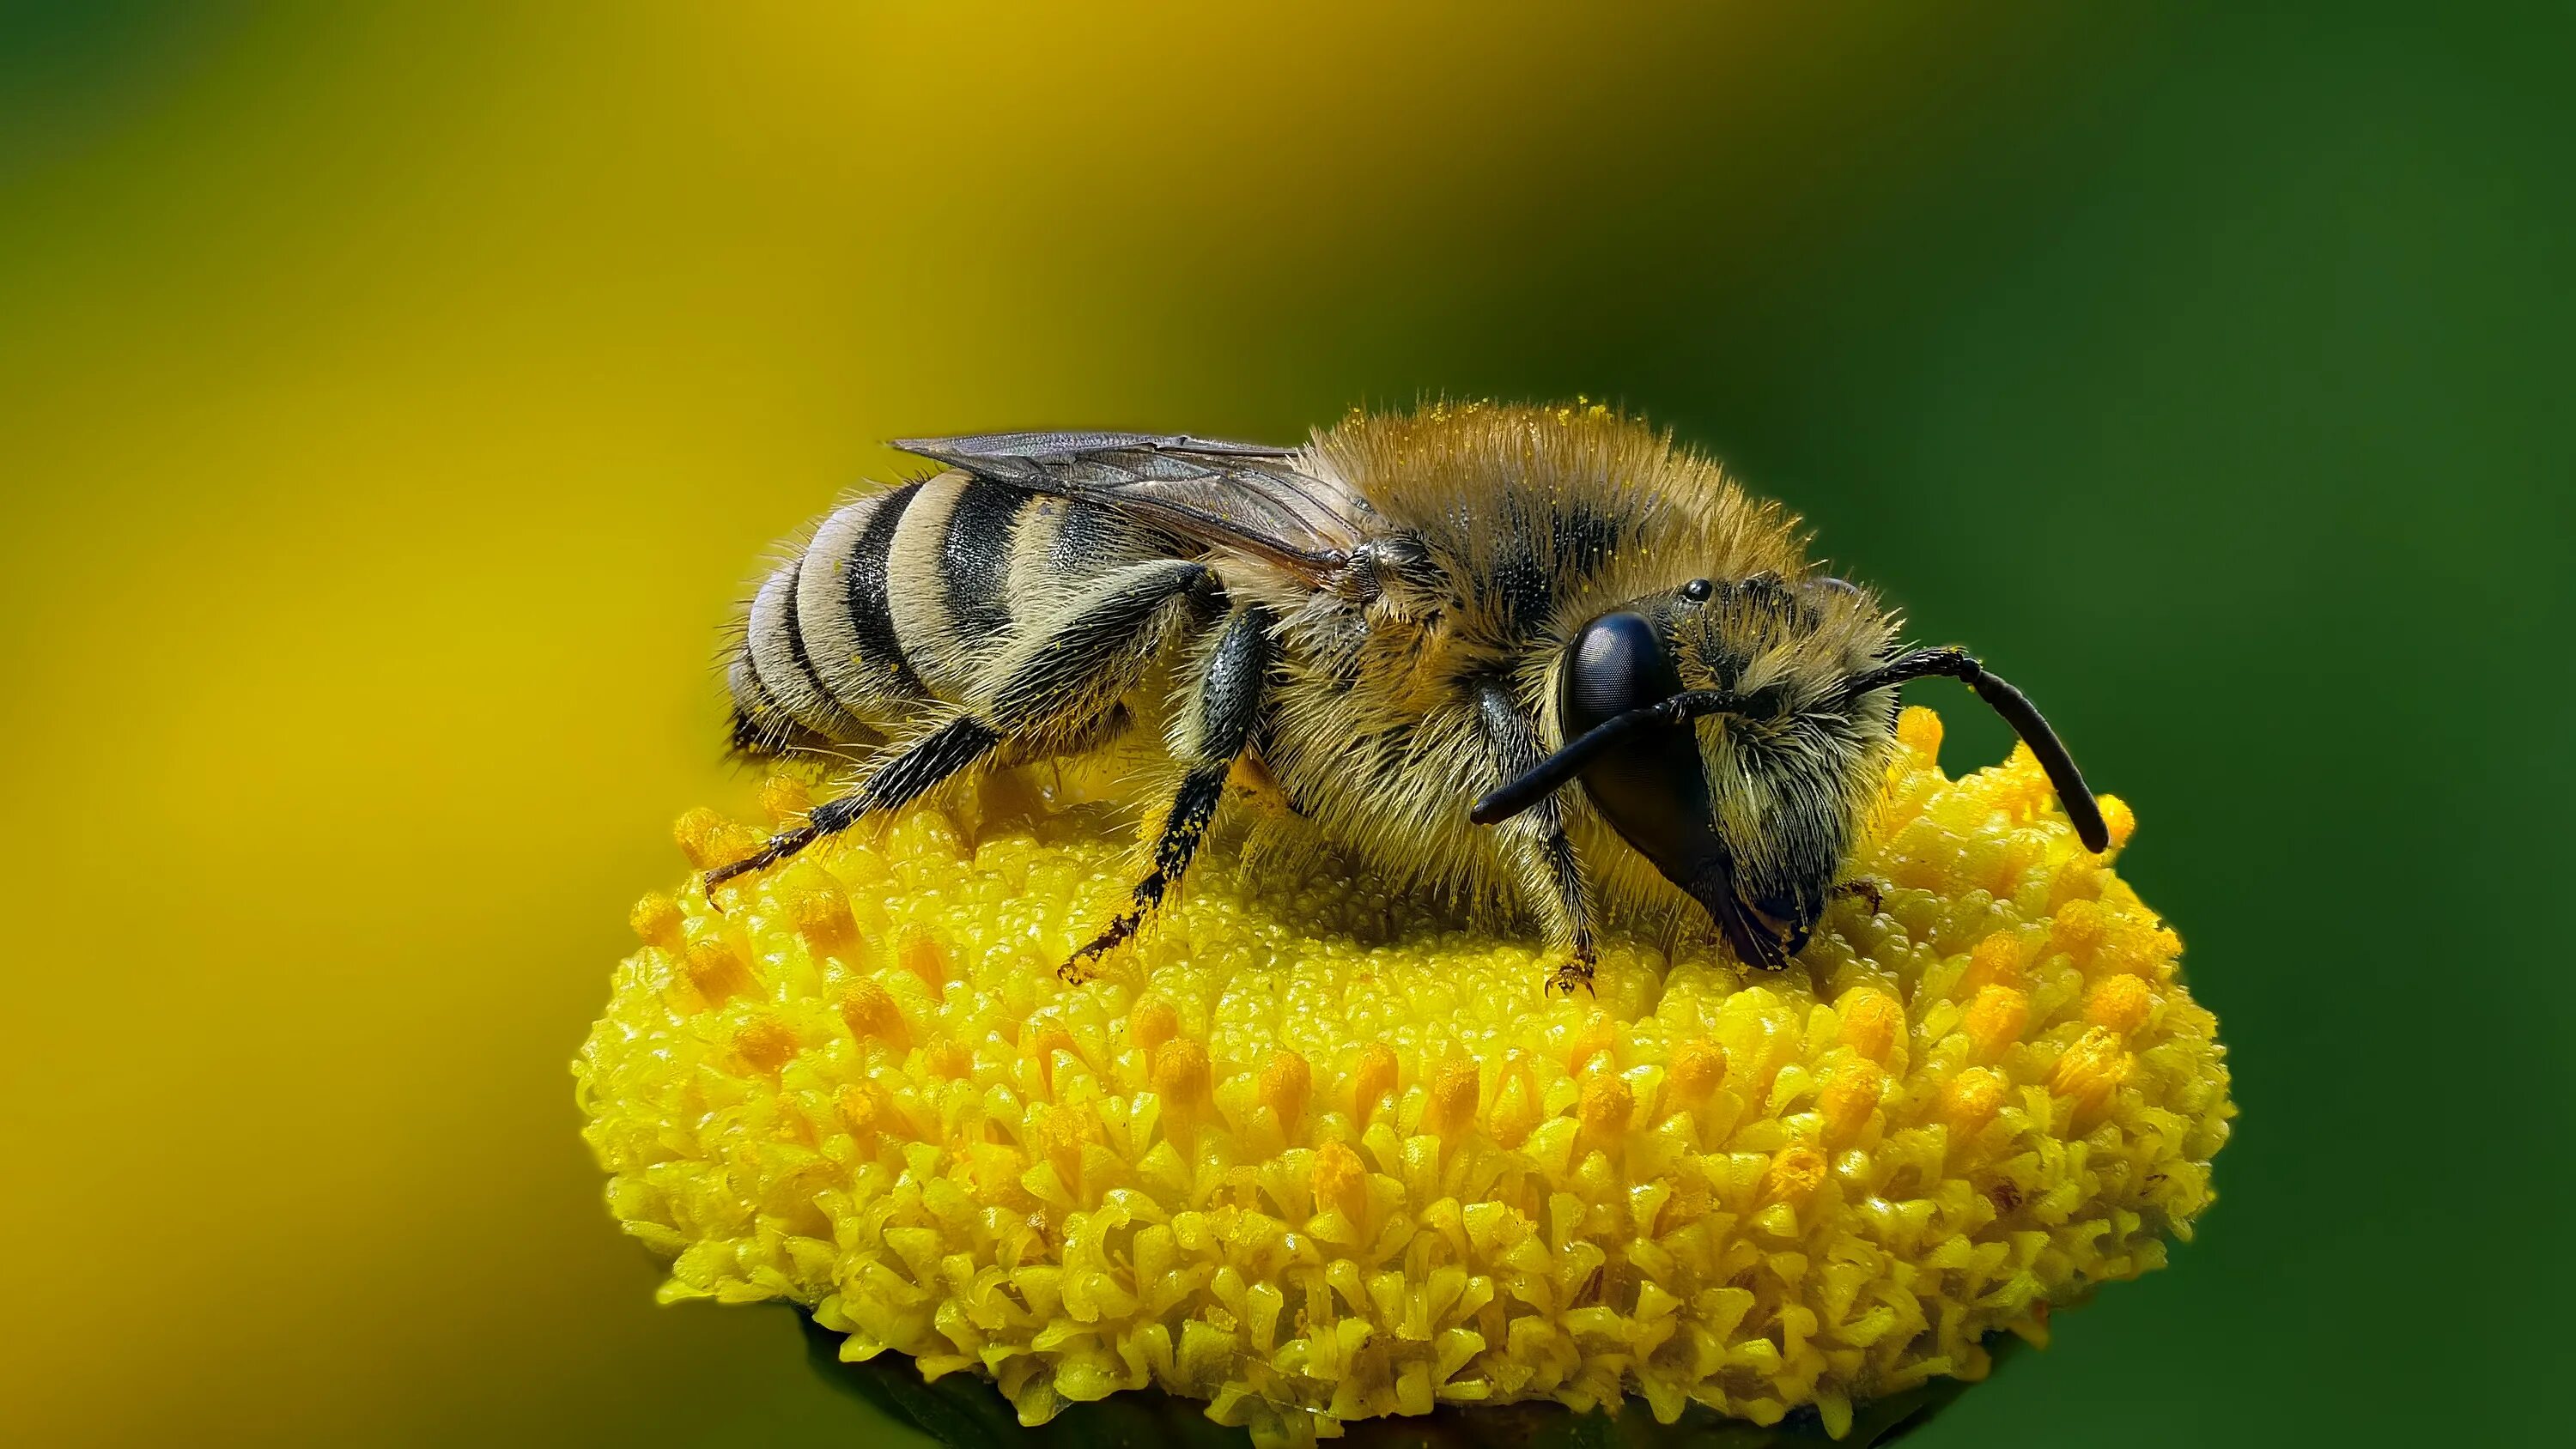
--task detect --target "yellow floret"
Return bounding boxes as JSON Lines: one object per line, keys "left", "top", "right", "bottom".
{"left": 574, "top": 707, "right": 2232, "bottom": 1445}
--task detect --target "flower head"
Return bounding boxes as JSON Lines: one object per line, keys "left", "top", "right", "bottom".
{"left": 576, "top": 707, "right": 2231, "bottom": 1444}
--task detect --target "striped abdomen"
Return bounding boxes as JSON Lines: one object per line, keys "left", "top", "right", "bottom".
{"left": 727, "top": 470, "right": 1164, "bottom": 756}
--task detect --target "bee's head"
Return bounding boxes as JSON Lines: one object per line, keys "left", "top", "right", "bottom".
{"left": 1474, "top": 573, "right": 2106, "bottom": 968}
{"left": 1546, "top": 574, "right": 1891, "bottom": 964}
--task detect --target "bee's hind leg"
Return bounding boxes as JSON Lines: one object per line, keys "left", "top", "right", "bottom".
{"left": 705, "top": 717, "right": 1001, "bottom": 895}
{"left": 1061, "top": 603, "right": 1276, "bottom": 983}
{"left": 718, "top": 559, "right": 1225, "bottom": 907}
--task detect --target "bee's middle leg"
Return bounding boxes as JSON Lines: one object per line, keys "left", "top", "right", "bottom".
{"left": 1062, "top": 603, "right": 1276, "bottom": 981}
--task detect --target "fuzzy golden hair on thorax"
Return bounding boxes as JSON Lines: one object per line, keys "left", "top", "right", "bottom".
{"left": 1258, "top": 403, "right": 1900, "bottom": 942}
{"left": 1305, "top": 401, "right": 1810, "bottom": 635}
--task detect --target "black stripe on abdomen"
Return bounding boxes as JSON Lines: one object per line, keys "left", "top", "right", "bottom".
{"left": 1047, "top": 497, "right": 1149, "bottom": 573}
{"left": 843, "top": 482, "right": 933, "bottom": 701}
{"left": 940, "top": 479, "right": 1026, "bottom": 645}
{"left": 748, "top": 562, "right": 867, "bottom": 739}
{"left": 727, "top": 649, "right": 833, "bottom": 757}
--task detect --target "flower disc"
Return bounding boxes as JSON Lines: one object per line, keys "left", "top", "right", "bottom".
{"left": 576, "top": 708, "right": 2231, "bottom": 1445}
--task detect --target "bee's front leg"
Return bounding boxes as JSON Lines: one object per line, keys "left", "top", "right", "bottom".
{"left": 1832, "top": 877, "right": 1887, "bottom": 914}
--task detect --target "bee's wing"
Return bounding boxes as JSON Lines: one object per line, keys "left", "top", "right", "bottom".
{"left": 890, "top": 431, "right": 1370, "bottom": 579}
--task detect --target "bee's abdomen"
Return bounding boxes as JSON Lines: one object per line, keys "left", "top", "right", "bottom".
{"left": 883, "top": 474, "right": 1026, "bottom": 696}
{"left": 793, "top": 481, "right": 933, "bottom": 716}
{"left": 730, "top": 472, "right": 1155, "bottom": 757}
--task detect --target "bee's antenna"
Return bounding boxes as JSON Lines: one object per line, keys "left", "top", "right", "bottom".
{"left": 1849, "top": 647, "right": 2110, "bottom": 852}
{"left": 1470, "top": 689, "right": 1743, "bottom": 826}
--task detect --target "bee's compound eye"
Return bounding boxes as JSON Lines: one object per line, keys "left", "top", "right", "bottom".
{"left": 1559, "top": 611, "right": 1726, "bottom": 923}
{"left": 1681, "top": 578, "right": 1714, "bottom": 603}
{"left": 1564, "top": 612, "right": 1682, "bottom": 734}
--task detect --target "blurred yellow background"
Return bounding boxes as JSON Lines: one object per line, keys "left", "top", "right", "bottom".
{"left": 3, "top": 3, "right": 2566, "bottom": 1446}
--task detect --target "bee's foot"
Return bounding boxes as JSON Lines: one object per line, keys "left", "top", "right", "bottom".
{"left": 1832, "top": 877, "right": 1888, "bottom": 914}
{"left": 1060, "top": 912, "right": 1143, "bottom": 985}
{"left": 1546, "top": 960, "right": 1598, "bottom": 998}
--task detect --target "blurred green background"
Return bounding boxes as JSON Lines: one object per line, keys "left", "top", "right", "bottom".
{"left": 3, "top": 2, "right": 2566, "bottom": 1444}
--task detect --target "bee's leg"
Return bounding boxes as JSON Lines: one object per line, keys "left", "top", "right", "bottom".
{"left": 1240, "top": 715, "right": 1309, "bottom": 817}
{"left": 1547, "top": 935, "right": 1602, "bottom": 998}
{"left": 705, "top": 716, "right": 1001, "bottom": 890}
{"left": 1831, "top": 877, "right": 1886, "bottom": 914}
{"left": 1062, "top": 603, "right": 1277, "bottom": 981}
{"left": 1473, "top": 684, "right": 1600, "bottom": 997}
{"left": 1750, "top": 883, "right": 1826, "bottom": 958}
{"left": 708, "top": 560, "right": 1219, "bottom": 896}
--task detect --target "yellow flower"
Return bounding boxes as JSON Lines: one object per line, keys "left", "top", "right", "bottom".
{"left": 575, "top": 708, "right": 2231, "bottom": 1445}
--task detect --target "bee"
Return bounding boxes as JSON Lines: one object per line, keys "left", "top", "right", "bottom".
{"left": 713, "top": 403, "right": 2107, "bottom": 993}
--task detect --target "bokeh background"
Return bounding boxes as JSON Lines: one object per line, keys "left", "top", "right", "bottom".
{"left": 3, "top": 2, "right": 2567, "bottom": 1444}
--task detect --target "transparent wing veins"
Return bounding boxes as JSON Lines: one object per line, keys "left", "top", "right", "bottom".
{"left": 890, "top": 431, "right": 1370, "bottom": 577}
